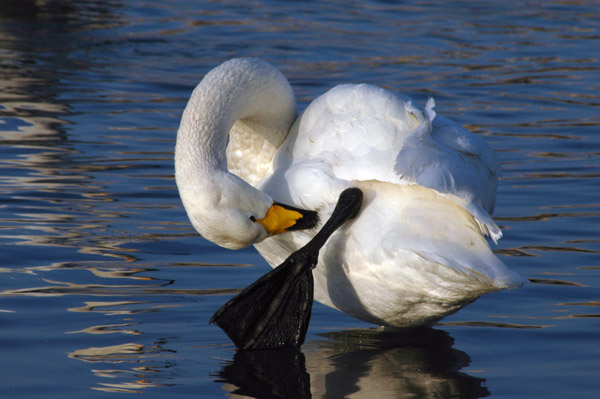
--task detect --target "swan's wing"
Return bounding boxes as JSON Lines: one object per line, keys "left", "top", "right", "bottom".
{"left": 285, "top": 84, "right": 502, "bottom": 242}
{"left": 394, "top": 99, "right": 502, "bottom": 241}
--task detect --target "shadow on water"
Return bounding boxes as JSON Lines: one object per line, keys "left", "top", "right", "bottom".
{"left": 216, "top": 327, "right": 489, "bottom": 399}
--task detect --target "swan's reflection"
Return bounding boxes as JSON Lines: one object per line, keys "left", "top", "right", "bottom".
{"left": 217, "top": 327, "right": 488, "bottom": 399}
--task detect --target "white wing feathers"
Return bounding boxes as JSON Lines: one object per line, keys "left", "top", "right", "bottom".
{"left": 393, "top": 97, "right": 502, "bottom": 242}
{"left": 289, "top": 84, "right": 503, "bottom": 242}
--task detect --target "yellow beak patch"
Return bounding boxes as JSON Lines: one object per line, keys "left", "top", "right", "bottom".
{"left": 256, "top": 202, "right": 318, "bottom": 236}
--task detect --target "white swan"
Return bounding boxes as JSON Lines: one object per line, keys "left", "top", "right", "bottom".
{"left": 175, "top": 58, "right": 526, "bottom": 327}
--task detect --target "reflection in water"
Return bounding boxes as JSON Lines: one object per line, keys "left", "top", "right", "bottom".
{"left": 68, "top": 343, "right": 172, "bottom": 393}
{"left": 64, "top": 300, "right": 182, "bottom": 394}
{"left": 69, "top": 342, "right": 149, "bottom": 363}
{"left": 0, "top": 0, "right": 184, "bottom": 272}
{"left": 68, "top": 300, "right": 150, "bottom": 314}
{"left": 0, "top": 274, "right": 238, "bottom": 297}
{"left": 68, "top": 322, "right": 141, "bottom": 335}
{"left": 218, "top": 348, "right": 311, "bottom": 399}
{"left": 0, "top": 0, "right": 135, "bottom": 267}
{"left": 218, "top": 328, "right": 489, "bottom": 399}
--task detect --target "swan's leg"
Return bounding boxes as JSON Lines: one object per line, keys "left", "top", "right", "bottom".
{"left": 210, "top": 188, "right": 363, "bottom": 350}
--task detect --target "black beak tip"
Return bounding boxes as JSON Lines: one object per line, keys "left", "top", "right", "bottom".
{"left": 290, "top": 209, "right": 320, "bottom": 231}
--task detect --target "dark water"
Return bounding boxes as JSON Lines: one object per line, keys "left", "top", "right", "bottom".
{"left": 1, "top": 1, "right": 599, "bottom": 398}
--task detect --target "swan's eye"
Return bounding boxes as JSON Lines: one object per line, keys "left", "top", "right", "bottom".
{"left": 249, "top": 215, "right": 257, "bottom": 222}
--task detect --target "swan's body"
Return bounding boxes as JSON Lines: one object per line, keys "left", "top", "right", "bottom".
{"left": 175, "top": 58, "right": 525, "bottom": 327}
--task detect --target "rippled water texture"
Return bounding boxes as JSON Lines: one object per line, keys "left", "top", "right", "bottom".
{"left": 1, "top": 1, "right": 599, "bottom": 398}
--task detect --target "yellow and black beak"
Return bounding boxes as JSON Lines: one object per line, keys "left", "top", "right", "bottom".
{"left": 255, "top": 202, "right": 319, "bottom": 236}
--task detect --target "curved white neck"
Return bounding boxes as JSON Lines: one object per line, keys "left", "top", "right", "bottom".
{"left": 175, "top": 58, "right": 297, "bottom": 188}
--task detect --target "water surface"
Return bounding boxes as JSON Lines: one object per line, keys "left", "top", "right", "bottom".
{"left": 1, "top": 1, "right": 599, "bottom": 398}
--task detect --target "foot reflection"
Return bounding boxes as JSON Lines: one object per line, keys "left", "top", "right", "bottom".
{"left": 217, "top": 327, "right": 489, "bottom": 399}
{"left": 217, "top": 348, "right": 311, "bottom": 399}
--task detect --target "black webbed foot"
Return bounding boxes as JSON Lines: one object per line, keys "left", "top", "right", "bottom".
{"left": 210, "top": 187, "right": 363, "bottom": 350}
{"left": 210, "top": 250, "right": 316, "bottom": 349}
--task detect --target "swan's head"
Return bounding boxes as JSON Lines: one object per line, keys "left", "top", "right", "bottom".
{"left": 177, "top": 171, "right": 317, "bottom": 250}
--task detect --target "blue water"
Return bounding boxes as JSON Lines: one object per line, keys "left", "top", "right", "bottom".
{"left": 1, "top": 1, "right": 599, "bottom": 398}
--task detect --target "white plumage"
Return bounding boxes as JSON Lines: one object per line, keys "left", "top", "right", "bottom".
{"left": 175, "top": 58, "right": 526, "bottom": 327}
